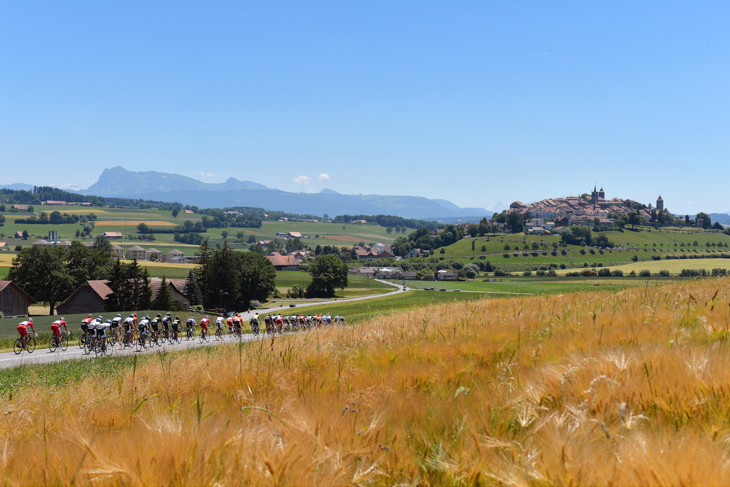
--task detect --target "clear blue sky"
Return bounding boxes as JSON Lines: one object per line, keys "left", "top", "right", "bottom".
{"left": 2, "top": 1, "right": 729, "bottom": 215}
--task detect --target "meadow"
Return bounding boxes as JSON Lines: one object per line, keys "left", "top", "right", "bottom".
{"left": 2, "top": 277, "right": 730, "bottom": 484}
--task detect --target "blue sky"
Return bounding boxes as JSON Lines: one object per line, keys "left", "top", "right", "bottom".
{"left": 2, "top": 1, "right": 729, "bottom": 215}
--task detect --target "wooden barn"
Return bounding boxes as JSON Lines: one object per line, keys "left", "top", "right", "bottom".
{"left": 57, "top": 280, "right": 113, "bottom": 315}
{"left": 0, "top": 281, "right": 37, "bottom": 318}
{"left": 150, "top": 278, "right": 191, "bottom": 309}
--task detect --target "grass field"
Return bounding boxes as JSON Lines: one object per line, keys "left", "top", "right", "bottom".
{"left": 3, "top": 278, "right": 730, "bottom": 484}
{"left": 555, "top": 257, "right": 730, "bottom": 276}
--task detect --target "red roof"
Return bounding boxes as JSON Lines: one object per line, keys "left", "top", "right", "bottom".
{"left": 0, "top": 281, "right": 37, "bottom": 304}
{"left": 266, "top": 254, "right": 299, "bottom": 267}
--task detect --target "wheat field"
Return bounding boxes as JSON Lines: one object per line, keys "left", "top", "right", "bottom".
{"left": 3, "top": 278, "right": 730, "bottom": 485}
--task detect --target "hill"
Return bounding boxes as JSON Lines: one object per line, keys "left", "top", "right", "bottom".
{"left": 81, "top": 167, "right": 491, "bottom": 220}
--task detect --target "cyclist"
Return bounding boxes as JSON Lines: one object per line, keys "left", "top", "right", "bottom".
{"left": 123, "top": 314, "right": 136, "bottom": 346}
{"left": 275, "top": 314, "right": 284, "bottom": 333}
{"left": 162, "top": 312, "right": 171, "bottom": 338}
{"left": 226, "top": 314, "right": 235, "bottom": 333}
{"left": 215, "top": 315, "right": 224, "bottom": 334}
{"left": 186, "top": 316, "right": 196, "bottom": 338}
{"left": 17, "top": 317, "right": 36, "bottom": 348}
{"left": 51, "top": 317, "right": 69, "bottom": 347}
{"left": 80, "top": 313, "right": 93, "bottom": 341}
{"left": 138, "top": 315, "right": 150, "bottom": 348}
{"left": 111, "top": 313, "right": 123, "bottom": 342}
{"left": 89, "top": 316, "right": 103, "bottom": 351}
{"left": 200, "top": 315, "right": 210, "bottom": 339}
{"left": 171, "top": 316, "right": 181, "bottom": 340}
{"left": 151, "top": 313, "right": 161, "bottom": 342}
{"left": 97, "top": 319, "right": 111, "bottom": 354}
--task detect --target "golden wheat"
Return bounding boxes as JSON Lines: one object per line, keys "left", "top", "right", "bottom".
{"left": 2, "top": 278, "right": 730, "bottom": 485}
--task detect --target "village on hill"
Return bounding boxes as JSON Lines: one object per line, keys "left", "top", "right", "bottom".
{"left": 507, "top": 185, "right": 678, "bottom": 234}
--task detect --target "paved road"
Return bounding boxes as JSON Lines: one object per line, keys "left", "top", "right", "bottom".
{"left": 0, "top": 279, "right": 407, "bottom": 370}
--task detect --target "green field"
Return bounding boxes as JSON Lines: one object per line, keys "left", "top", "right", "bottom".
{"left": 555, "top": 257, "right": 730, "bottom": 276}
{"left": 403, "top": 277, "right": 638, "bottom": 294}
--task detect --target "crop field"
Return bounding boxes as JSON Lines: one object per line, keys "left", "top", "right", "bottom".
{"left": 3, "top": 278, "right": 730, "bottom": 484}
{"left": 558, "top": 257, "right": 730, "bottom": 276}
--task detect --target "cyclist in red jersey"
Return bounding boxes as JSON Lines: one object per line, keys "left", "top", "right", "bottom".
{"left": 17, "top": 318, "right": 36, "bottom": 348}
{"left": 51, "top": 317, "right": 69, "bottom": 347}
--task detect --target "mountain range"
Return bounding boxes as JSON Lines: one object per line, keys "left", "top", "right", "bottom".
{"left": 77, "top": 167, "right": 490, "bottom": 220}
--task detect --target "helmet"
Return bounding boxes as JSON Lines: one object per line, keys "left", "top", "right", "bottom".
{"left": 60, "top": 317, "right": 65, "bottom": 321}
{"left": 88, "top": 313, "right": 93, "bottom": 318}
{"left": 28, "top": 317, "right": 33, "bottom": 323}
{"left": 145, "top": 315, "right": 150, "bottom": 320}
{"left": 116, "top": 314, "right": 121, "bottom": 318}
{"left": 106, "top": 319, "right": 111, "bottom": 323}
{"left": 166, "top": 312, "right": 171, "bottom": 316}
{"left": 205, "top": 315, "right": 208, "bottom": 319}
{"left": 97, "top": 316, "right": 102, "bottom": 321}
{"left": 133, "top": 313, "right": 137, "bottom": 317}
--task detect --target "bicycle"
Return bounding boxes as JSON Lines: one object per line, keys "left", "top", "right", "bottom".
{"left": 13, "top": 335, "right": 36, "bottom": 354}
{"left": 49, "top": 331, "right": 69, "bottom": 352}
{"left": 214, "top": 326, "right": 224, "bottom": 341}
{"left": 135, "top": 330, "right": 149, "bottom": 352}
{"left": 169, "top": 327, "right": 181, "bottom": 344}
{"left": 186, "top": 326, "right": 194, "bottom": 341}
{"left": 199, "top": 327, "right": 209, "bottom": 343}
{"left": 89, "top": 332, "right": 113, "bottom": 357}
{"left": 122, "top": 328, "right": 137, "bottom": 349}
{"left": 78, "top": 329, "right": 90, "bottom": 349}
{"left": 250, "top": 319, "right": 259, "bottom": 336}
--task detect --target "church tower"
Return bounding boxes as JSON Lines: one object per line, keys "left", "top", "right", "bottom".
{"left": 657, "top": 196, "right": 664, "bottom": 211}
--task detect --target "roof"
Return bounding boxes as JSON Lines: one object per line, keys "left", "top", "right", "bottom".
{"left": 102, "top": 232, "right": 123, "bottom": 238}
{"left": 266, "top": 254, "right": 300, "bottom": 267}
{"left": 0, "top": 242, "right": 6, "bottom": 248}
{"left": 127, "top": 245, "right": 146, "bottom": 251}
{"left": 13, "top": 205, "right": 29, "bottom": 210}
{"left": 166, "top": 248, "right": 184, "bottom": 255}
{"left": 184, "top": 210, "right": 194, "bottom": 214}
{"left": 45, "top": 200, "right": 66, "bottom": 205}
{"left": 287, "top": 232, "right": 302, "bottom": 238}
{"left": 0, "top": 281, "right": 37, "bottom": 304}
{"left": 31, "top": 239, "right": 50, "bottom": 246}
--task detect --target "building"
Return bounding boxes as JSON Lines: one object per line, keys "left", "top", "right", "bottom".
{"left": 45, "top": 200, "right": 67, "bottom": 206}
{"left": 266, "top": 252, "right": 300, "bottom": 271}
{"left": 149, "top": 278, "right": 191, "bottom": 308}
{"left": 126, "top": 245, "right": 147, "bottom": 260}
{"left": 145, "top": 248, "right": 162, "bottom": 261}
{"left": 101, "top": 232, "right": 123, "bottom": 239}
{"left": 0, "top": 281, "right": 37, "bottom": 317}
{"left": 111, "top": 245, "right": 124, "bottom": 259}
{"left": 56, "top": 280, "right": 114, "bottom": 315}
{"left": 437, "top": 269, "right": 458, "bottom": 281}
{"left": 657, "top": 196, "right": 664, "bottom": 212}
{"left": 0, "top": 242, "right": 7, "bottom": 251}
{"left": 287, "top": 232, "right": 302, "bottom": 239}
{"left": 164, "top": 249, "right": 186, "bottom": 263}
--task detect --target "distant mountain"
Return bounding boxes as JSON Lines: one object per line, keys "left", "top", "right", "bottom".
{"left": 709, "top": 213, "right": 730, "bottom": 225}
{"left": 0, "top": 183, "right": 34, "bottom": 191}
{"left": 81, "top": 167, "right": 491, "bottom": 220}
{"left": 85, "top": 166, "right": 268, "bottom": 195}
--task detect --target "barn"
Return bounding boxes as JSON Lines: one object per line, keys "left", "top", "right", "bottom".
{"left": 0, "top": 281, "right": 37, "bottom": 318}
{"left": 56, "top": 280, "right": 113, "bottom": 315}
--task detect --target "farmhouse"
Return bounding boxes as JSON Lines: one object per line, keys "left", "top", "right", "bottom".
{"left": 287, "top": 232, "right": 302, "bottom": 239}
{"left": 437, "top": 269, "right": 458, "bottom": 281}
{"left": 266, "top": 252, "right": 300, "bottom": 271}
{"left": 13, "top": 205, "right": 29, "bottom": 211}
{"left": 0, "top": 242, "right": 7, "bottom": 251}
{"left": 14, "top": 231, "right": 24, "bottom": 239}
{"left": 164, "top": 249, "right": 186, "bottom": 263}
{"left": 57, "top": 280, "right": 113, "bottom": 315}
{"left": 45, "top": 200, "right": 67, "bottom": 206}
{"left": 0, "top": 281, "right": 37, "bottom": 317}
{"left": 101, "top": 232, "right": 123, "bottom": 239}
{"left": 150, "top": 278, "right": 191, "bottom": 308}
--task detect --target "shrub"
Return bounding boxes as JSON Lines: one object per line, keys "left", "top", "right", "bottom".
{"left": 658, "top": 270, "right": 670, "bottom": 277}
{"left": 580, "top": 249, "right": 586, "bottom": 255}
{"left": 560, "top": 263, "right": 566, "bottom": 269}
{"left": 597, "top": 268, "right": 611, "bottom": 277}
{"left": 523, "top": 270, "right": 532, "bottom": 276}
{"left": 503, "top": 254, "right": 510, "bottom": 258}
{"left": 651, "top": 255, "right": 661, "bottom": 261}
{"left": 566, "top": 272, "right": 581, "bottom": 277}
{"left": 639, "top": 270, "right": 651, "bottom": 277}
{"left": 611, "top": 270, "right": 624, "bottom": 277}
{"left": 547, "top": 269, "right": 557, "bottom": 276}
{"left": 494, "top": 269, "right": 507, "bottom": 277}
{"left": 629, "top": 270, "right": 636, "bottom": 277}
{"left": 631, "top": 255, "right": 639, "bottom": 262}
{"left": 536, "top": 270, "right": 546, "bottom": 276}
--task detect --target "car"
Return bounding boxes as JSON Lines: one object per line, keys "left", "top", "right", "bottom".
{"left": 453, "top": 289, "right": 461, "bottom": 292}
{"left": 289, "top": 303, "right": 296, "bottom": 307}
{"left": 424, "top": 287, "right": 435, "bottom": 291}
{"left": 439, "top": 288, "right": 446, "bottom": 291}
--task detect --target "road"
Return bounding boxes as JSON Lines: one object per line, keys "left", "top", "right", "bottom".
{"left": 0, "top": 279, "right": 408, "bottom": 370}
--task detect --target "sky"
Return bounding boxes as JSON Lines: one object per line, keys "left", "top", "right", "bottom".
{"left": 2, "top": 1, "right": 729, "bottom": 215}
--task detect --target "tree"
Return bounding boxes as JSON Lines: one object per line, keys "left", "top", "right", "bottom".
{"left": 386, "top": 226, "right": 393, "bottom": 234}
{"left": 238, "top": 252, "right": 277, "bottom": 307}
{"left": 307, "top": 254, "right": 348, "bottom": 297}
{"left": 184, "top": 269, "right": 203, "bottom": 306}
{"left": 172, "top": 208, "right": 180, "bottom": 218}
{"left": 696, "top": 212, "right": 712, "bottom": 229}
{"left": 506, "top": 212, "right": 524, "bottom": 233}
{"left": 137, "top": 222, "right": 149, "bottom": 234}
{"left": 221, "top": 230, "right": 228, "bottom": 239}
{"left": 472, "top": 239, "right": 476, "bottom": 258}
{"left": 104, "top": 259, "right": 152, "bottom": 312}
{"left": 8, "top": 246, "right": 73, "bottom": 315}
{"left": 152, "top": 276, "right": 173, "bottom": 311}
{"left": 627, "top": 211, "right": 641, "bottom": 229}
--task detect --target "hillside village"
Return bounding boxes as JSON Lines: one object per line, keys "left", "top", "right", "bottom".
{"left": 507, "top": 186, "right": 677, "bottom": 234}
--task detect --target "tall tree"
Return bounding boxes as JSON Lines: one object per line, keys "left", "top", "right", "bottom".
{"left": 104, "top": 259, "right": 152, "bottom": 312}
{"left": 152, "top": 276, "right": 173, "bottom": 311}
{"left": 238, "top": 252, "right": 277, "bottom": 307}
{"left": 184, "top": 269, "right": 203, "bottom": 306}
{"left": 8, "top": 246, "right": 73, "bottom": 315}
{"left": 306, "top": 254, "right": 349, "bottom": 297}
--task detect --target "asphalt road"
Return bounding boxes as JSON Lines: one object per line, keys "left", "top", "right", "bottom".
{"left": 0, "top": 279, "right": 408, "bottom": 370}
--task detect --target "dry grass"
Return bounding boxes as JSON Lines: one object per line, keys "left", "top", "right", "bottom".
{"left": 94, "top": 220, "right": 178, "bottom": 226}
{"left": 3, "top": 278, "right": 730, "bottom": 485}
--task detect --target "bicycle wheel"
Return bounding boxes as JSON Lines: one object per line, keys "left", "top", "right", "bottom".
{"left": 83, "top": 340, "right": 92, "bottom": 355}
{"left": 49, "top": 336, "right": 58, "bottom": 352}
{"left": 78, "top": 332, "right": 86, "bottom": 349}
{"left": 215, "top": 329, "right": 222, "bottom": 341}
{"left": 106, "top": 339, "right": 114, "bottom": 356}
{"left": 95, "top": 339, "right": 104, "bottom": 358}
{"left": 26, "top": 337, "right": 36, "bottom": 353}
{"left": 13, "top": 338, "right": 22, "bottom": 355}
{"left": 61, "top": 335, "right": 69, "bottom": 351}
{"left": 175, "top": 332, "right": 182, "bottom": 344}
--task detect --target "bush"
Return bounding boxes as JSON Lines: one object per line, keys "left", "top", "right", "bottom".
{"left": 536, "top": 270, "right": 546, "bottom": 276}
{"left": 611, "top": 270, "right": 624, "bottom": 277}
{"left": 547, "top": 269, "right": 557, "bottom": 277}
{"left": 597, "top": 268, "right": 611, "bottom": 277}
{"left": 651, "top": 255, "right": 661, "bottom": 261}
{"left": 658, "top": 270, "right": 670, "bottom": 277}
{"left": 639, "top": 270, "right": 651, "bottom": 277}
{"left": 566, "top": 272, "right": 581, "bottom": 277}
{"left": 494, "top": 269, "right": 507, "bottom": 277}
{"left": 631, "top": 255, "right": 639, "bottom": 262}
{"left": 580, "top": 249, "right": 586, "bottom": 255}
{"left": 560, "top": 263, "right": 566, "bottom": 269}
{"left": 523, "top": 270, "right": 532, "bottom": 276}
{"left": 629, "top": 270, "right": 636, "bottom": 277}
{"left": 503, "top": 254, "right": 510, "bottom": 258}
